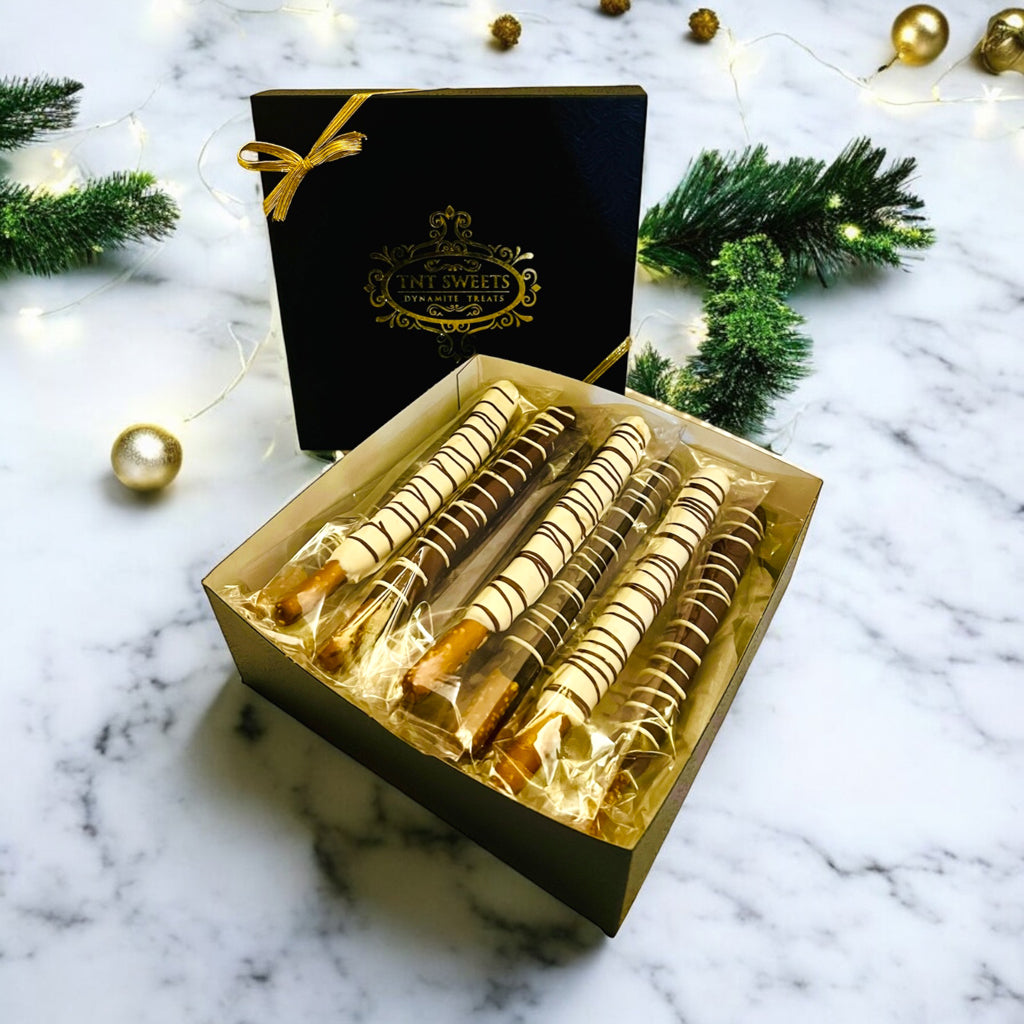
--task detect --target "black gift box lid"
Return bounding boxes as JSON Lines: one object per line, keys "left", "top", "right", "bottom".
{"left": 246, "top": 86, "right": 647, "bottom": 452}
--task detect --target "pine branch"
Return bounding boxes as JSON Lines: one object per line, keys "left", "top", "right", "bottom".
{"left": 0, "top": 75, "right": 83, "bottom": 151}
{"left": 631, "top": 236, "right": 811, "bottom": 441}
{"left": 638, "top": 138, "right": 934, "bottom": 287}
{"left": 0, "top": 172, "right": 180, "bottom": 276}
{"left": 625, "top": 342, "right": 675, "bottom": 404}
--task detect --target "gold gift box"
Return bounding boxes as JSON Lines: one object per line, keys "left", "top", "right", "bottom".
{"left": 203, "top": 355, "right": 821, "bottom": 935}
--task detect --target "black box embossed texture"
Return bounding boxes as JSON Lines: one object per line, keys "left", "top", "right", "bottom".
{"left": 248, "top": 86, "right": 647, "bottom": 452}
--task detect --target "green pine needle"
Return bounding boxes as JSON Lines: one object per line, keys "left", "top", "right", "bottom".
{"left": 638, "top": 137, "right": 934, "bottom": 287}
{"left": 625, "top": 342, "right": 675, "bottom": 405}
{"left": 630, "top": 236, "right": 811, "bottom": 441}
{"left": 0, "top": 172, "right": 180, "bottom": 276}
{"left": 0, "top": 75, "right": 180, "bottom": 276}
{"left": 0, "top": 75, "right": 83, "bottom": 151}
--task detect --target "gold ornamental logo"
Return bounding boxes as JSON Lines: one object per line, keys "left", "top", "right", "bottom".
{"left": 366, "top": 207, "right": 540, "bottom": 356}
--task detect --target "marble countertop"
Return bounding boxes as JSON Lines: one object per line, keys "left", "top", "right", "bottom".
{"left": 2, "top": 1, "right": 1022, "bottom": 1021}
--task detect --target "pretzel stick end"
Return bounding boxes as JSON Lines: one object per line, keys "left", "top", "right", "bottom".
{"left": 272, "top": 595, "right": 304, "bottom": 628}
{"left": 272, "top": 560, "right": 347, "bottom": 626}
{"left": 492, "top": 713, "right": 569, "bottom": 795}
{"left": 401, "top": 617, "right": 490, "bottom": 703}
{"left": 455, "top": 668, "right": 520, "bottom": 758}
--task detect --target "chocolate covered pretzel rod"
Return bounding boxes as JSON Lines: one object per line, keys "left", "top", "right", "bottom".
{"left": 493, "top": 466, "right": 731, "bottom": 794}
{"left": 272, "top": 380, "right": 520, "bottom": 626}
{"left": 316, "top": 406, "right": 577, "bottom": 672}
{"left": 607, "top": 503, "right": 765, "bottom": 798}
{"left": 452, "top": 459, "right": 681, "bottom": 757}
{"left": 401, "top": 416, "right": 652, "bottom": 701}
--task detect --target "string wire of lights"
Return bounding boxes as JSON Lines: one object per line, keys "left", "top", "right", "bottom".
{"left": 5, "top": 7, "right": 1022, "bottom": 483}
{"left": 627, "top": 12, "right": 1021, "bottom": 442}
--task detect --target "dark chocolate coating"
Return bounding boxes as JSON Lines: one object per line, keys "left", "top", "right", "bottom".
{"left": 457, "top": 459, "right": 680, "bottom": 753}
{"left": 318, "top": 406, "right": 575, "bottom": 666}
{"left": 374, "top": 406, "right": 573, "bottom": 606}
{"left": 501, "top": 461, "right": 680, "bottom": 686}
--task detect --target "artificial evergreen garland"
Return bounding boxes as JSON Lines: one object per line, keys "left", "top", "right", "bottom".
{"left": 629, "top": 137, "right": 934, "bottom": 440}
{"left": 0, "top": 76, "right": 81, "bottom": 150}
{"left": 0, "top": 75, "right": 179, "bottom": 276}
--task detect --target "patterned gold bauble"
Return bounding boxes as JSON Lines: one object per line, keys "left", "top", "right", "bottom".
{"left": 688, "top": 8, "right": 720, "bottom": 41}
{"left": 890, "top": 5, "right": 950, "bottom": 65}
{"left": 979, "top": 8, "right": 1024, "bottom": 73}
{"left": 600, "top": 0, "right": 631, "bottom": 14}
{"left": 490, "top": 13, "right": 522, "bottom": 48}
{"left": 111, "top": 424, "right": 182, "bottom": 492}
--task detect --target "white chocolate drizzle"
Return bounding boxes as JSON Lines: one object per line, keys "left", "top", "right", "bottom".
{"left": 534, "top": 466, "right": 731, "bottom": 726}
{"left": 615, "top": 504, "right": 765, "bottom": 750}
{"left": 495, "top": 461, "right": 681, "bottom": 681}
{"left": 329, "top": 380, "right": 519, "bottom": 582}
{"left": 465, "top": 416, "right": 652, "bottom": 634}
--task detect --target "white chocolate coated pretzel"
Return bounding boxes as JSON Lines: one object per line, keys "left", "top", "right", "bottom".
{"left": 401, "top": 415, "right": 651, "bottom": 701}
{"left": 272, "top": 380, "right": 520, "bottom": 625}
{"left": 531, "top": 466, "right": 731, "bottom": 727}
{"left": 332, "top": 380, "right": 521, "bottom": 582}
{"left": 464, "top": 416, "right": 652, "bottom": 634}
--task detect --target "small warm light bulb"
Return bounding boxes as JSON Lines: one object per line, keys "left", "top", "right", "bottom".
{"left": 43, "top": 169, "right": 80, "bottom": 196}
{"left": 463, "top": 0, "right": 499, "bottom": 35}
{"left": 16, "top": 307, "right": 83, "bottom": 348}
{"left": 859, "top": 81, "right": 889, "bottom": 109}
{"left": 690, "top": 312, "right": 710, "bottom": 351}
{"left": 130, "top": 115, "right": 149, "bottom": 148}
{"left": 841, "top": 224, "right": 862, "bottom": 241}
{"left": 281, "top": 0, "right": 341, "bottom": 39}
{"left": 314, "top": 5, "right": 337, "bottom": 35}
{"left": 17, "top": 307, "right": 46, "bottom": 343}
{"left": 150, "top": 0, "right": 189, "bottom": 29}
{"left": 725, "top": 33, "right": 746, "bottom": 71}
{"left": 974, "top": 85, "right": 1004, "bottom": 136}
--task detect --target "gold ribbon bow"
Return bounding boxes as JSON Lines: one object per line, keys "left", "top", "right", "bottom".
{"left": 238, "top": 92, "right": 371, "bottom": 222}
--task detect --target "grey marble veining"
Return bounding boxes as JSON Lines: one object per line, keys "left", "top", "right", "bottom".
{"left": 2, "top": 1, "right": 1023, "bottom": 1021}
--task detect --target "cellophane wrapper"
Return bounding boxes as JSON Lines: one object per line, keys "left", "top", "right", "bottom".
{"left": 218, "top": 376, "right": 803, "bottom": 848}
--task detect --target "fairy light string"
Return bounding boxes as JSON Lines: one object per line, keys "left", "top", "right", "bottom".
{"left": 723, "top": 27, "right": 1024, "bottom": 144}
{"left": 11, "top": 11, "right": 1023, "bottom": 433}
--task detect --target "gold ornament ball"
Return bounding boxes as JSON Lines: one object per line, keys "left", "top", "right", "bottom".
{"left": 600, "top": 0, "right": 631, "bottom": 14}
{"left": 979, "top": 8, "right": 1024, "bottom": 74}
{"left": 490, "top": 13, "right": 522, "bottom": 48}
{"left": 111, "top": 424, "right": 183, "bottom": 492}
{"left": 891, "top": 4, "right": 950, "bottom": 65}
{"left": 689, "top": 8, "right": 720, "bottom": 41}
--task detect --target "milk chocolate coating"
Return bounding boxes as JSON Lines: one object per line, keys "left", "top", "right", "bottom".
{"left": 331, "top": 380, "right": 521, "bottom": 582}
{"left": 272, "top": 380, "right": 519, "bottom": 626}
{"left": 389, "top": 406, "right": 576, "bottom": 603}
{"left": 464, "top": 416, "right": 651, "bottom": 634}
{"left": 317, "top": 406, "right": 576, "bottom": 671}
{"left": 401, "top": 416, "right": 651, "bottom": 700}
{"left": 614, "top": 504, "right": 765, "bottom": 766}
{"left": 456, "top": 459, "right": 680, "bottom": 755}
{"left": 492, "top": 466, "right": 731, "bottom": 792}
{"left": 529, "top": 466, "right": 731, "bottom": 728}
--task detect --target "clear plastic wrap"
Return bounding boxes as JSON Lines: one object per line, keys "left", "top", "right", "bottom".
{"left": 478, "top": 462, "right": 774, "bottom": 833}
{"left": 218, "top": 375, "right": 792, "bottom": 848}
